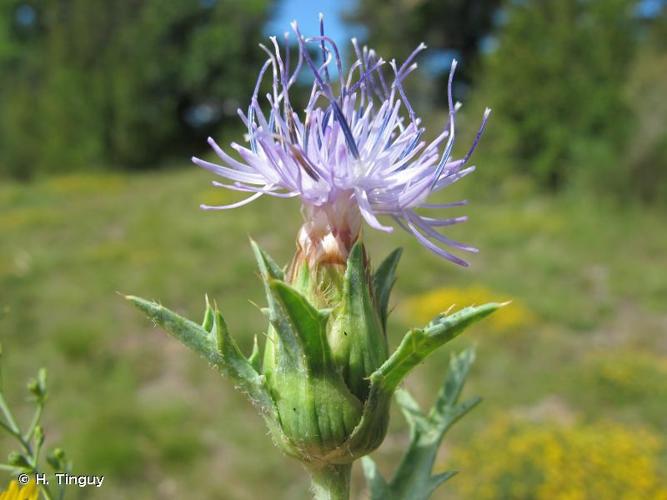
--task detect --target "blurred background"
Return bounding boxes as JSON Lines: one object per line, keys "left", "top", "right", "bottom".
{"left": 1, "top": 0, "right": 666, "bottom": 498}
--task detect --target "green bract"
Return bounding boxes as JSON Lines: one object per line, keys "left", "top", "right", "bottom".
{"left": 126, "top": 241, "right": 502, "bottom": 498}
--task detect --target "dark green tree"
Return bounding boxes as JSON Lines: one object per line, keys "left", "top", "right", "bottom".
{"left": 476, "top": 0, "right": 639, "bottom": 190}
{"left": 0, "top": 0, "right": 272, "bottom": 178}
{"left": 621, "top": 7, "right": 667, "bottom": 202}
{"left": 347, "top": 0, "right": 503, "bottom": 95}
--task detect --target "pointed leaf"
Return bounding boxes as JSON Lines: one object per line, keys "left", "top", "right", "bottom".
{"left": 432, "top": 347, "right": 477, "bottom": 420}
{"left": 394, "top": 388, "right": 423, "bottom": 418}
{"left": 248, "top": 335, "right": 261, "bottom": 372}
{"left": 362, "top": 456, "right": 392, "bottom": 500}
{"left": 251, "top": 240, "right": 303, "bottom": 364}
{"left": 126, "top": 295, "right": 276, "bottom": 418}
{"left": 212, "top": 308, "right": 267, "bottom": 398}
{"left": 268, "top": 279, "right": 333, "bottom": 373}
{"left": 445, "top": 396, "right": 482, "bottom": 428}
{"left": 372, "top": 248, "right": 402, "bottom": 330}
{"left": 331, "top": 241, "right": 387, "bottom": 401}
{"left": 394, "top": 389, "right": 429, "bottom": 433}
{"left": 362, "top": 348, "right": 481, "bottom": 500}
{"left": 250, "top": 239, "right": 284, "bottom": 280}
{"left": 202, "top": 294, "right": 214, "bottom": 333}
{"left": 428, "top": 470, "right": 457, "bottom": 493}
{"left": 341, "top": 375, "right": 393, "bottom": 460}
{"left": 371, "top": 303, "right": 503, "bottom": 395}
{"left": 127, "top": 295, "right": 221, "bottom": 366}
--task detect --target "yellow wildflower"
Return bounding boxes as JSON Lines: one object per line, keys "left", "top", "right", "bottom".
{"left": 451, "top": 417, "right": 667, "bottom": 500}
{"left": 0, "top": 479, "right": 38, "bottom": 500}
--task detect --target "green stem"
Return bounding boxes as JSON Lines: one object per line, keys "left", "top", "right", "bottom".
{"left": 0, "top": 393, "right": 20, "bottom": 435}
{"left": 308, "top": 463, "right": 352, "bottom": 500}
{"left": 38, "top": 481, "right": 54, "bottom": 500}
{"left": 0, "top": 394, "right": 34, "bottom": 456}
{"left": 24, "top": 403, "right": 43, "bottom": 442}
{"left": 0, "top": 394, "right": 53, "bottom": 500}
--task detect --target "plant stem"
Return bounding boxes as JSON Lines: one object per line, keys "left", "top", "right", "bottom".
{"left": 0, "top": 393, "right": 34, "bottom": 456}
{"left": 39, "top": 481, "right": 55, "bottom": 500}
{"left": 308, "top": 463, "right": 352, "bottom": 500}
{"left": 24, "top": 403, "right": 43, "bottom": 442}
{"left": 0, "top": 393, "right": 20, "bottom": 435}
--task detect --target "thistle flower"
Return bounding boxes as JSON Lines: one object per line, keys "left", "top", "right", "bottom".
{"left": 193, "top": 17, "right": 490, "bottom": 267}
{"left": 129, "top": 16, "right": 502, "bottom": 500}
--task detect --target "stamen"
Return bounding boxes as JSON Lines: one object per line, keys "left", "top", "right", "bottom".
{"left": 318, "top": 13, "right": 331, "bottom": 85}
{"left": 431, "top": 59, "right": 459, "bottom": 189}
{"left": 462, "top": 108, "right": 491, "bottom": 165}
{"left": 390, "top": 60, "right": 418, "bottom": 126}
{"left": 306, "top": 35, "right": 346, "bottom": 93}
{"left": 398, "top": 42, "right": 427, "bottom": 79}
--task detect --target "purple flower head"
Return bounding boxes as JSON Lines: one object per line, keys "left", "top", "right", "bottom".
{"left": 192, "top": 16, "right": 490, "bottom": 266}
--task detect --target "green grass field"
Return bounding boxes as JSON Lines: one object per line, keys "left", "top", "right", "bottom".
{"left": 1, "top": 168, "right": 666, "bottom": 498}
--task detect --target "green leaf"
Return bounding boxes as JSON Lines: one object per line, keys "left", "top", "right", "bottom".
{"left": 431, "top": 347, "right": 477, "bottom": 422}
{"left": 330, "top": 241, "right": 387, "bottom": 401}
{"left": 363, "top": 347, "right": 480, "bottom": 500}
{"left": 250, "top": 238, "right": 284, "bottom": 281}
{"left": 251, "top": 240, "right": 303, "bottom": 367}
{"left": 125, "top": 295, "right": 276, "bottom": 418}
{"left": 248, "top": 335, "right": 261, "bottom": 372}
{"left": 27, "top": 368, "right": 47, "bottom": 401}
{"left": 361, "top": 456, "right": 392, "bottom": 499}
{"left": 346, "top": 304, "right": 499, "bottom": 464}
{"left": 372, "top": 303, "right": 503, "bottom": 395}
{"left": 428, "top": 471, "right": 458, "bottom": 491}
{"left": 394, "top": 389, "right": 430, "bottom": 433}
{"left": 268, "top": 280, "right": 333, "bottom": 374}
{"left": 127, "top": 295, "right": 221, "bottom": 365}
{"left": 372, "top": 248, "right": 402, "bottom": 330}
{"left": 201, "top": 294, "right": 215, "bottom": 332}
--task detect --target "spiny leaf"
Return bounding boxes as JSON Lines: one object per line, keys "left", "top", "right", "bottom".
{"left": 395, "top": 389, "right": 430, "bottom": 433}
{"left": 211, "top": 307, "right": 263, "bottom": 393}
{"left": 363, "top": 347, "right": 481, "bottom": 500}
{"left": 443, "top": 396, "right": 482, "bottom": 429}
{"left": 428, "top": 471, "right": 457, "bottom": 492}
{"left": 362, "top": 457, "right": 392, "bottom": 499}
{"left": 127, "top": 295, "right": 222, "bottom": 367}
{"left": 248, "top": 335, "right": 261, "bottom": 372}
{"left": 371, "top": 303, "right": 503, "bottom": 395}
{"left": 338, "top": 374, "right": 392, "bottom": 462}
{"left": 268, "top": 279, "right": 333, "bottom": 373}
{"left": 432, "top": 347, "right": 476, "bottom": 418}
{"left": 202, "top": 294, "right": 214, "bottom": 332}
{"left": 126, "top": 295, "right": 275, "bottom": 418}
{"left": 333, "top": 241, "right": 387, "bottom": 401}
{"left": 251, "top": 240, "right": 303, "bottom": 364}
{"left": 250, "top": 238, "right": 284, "bottom": 281}
{"left": 372, "top": 248, "right": 402, "bottom": 330}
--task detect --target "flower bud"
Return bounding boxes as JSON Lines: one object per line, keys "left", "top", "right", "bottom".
{"left": 27, "top": 368, "right": 47, "bottom": 401}
{"left": 255, "top": 237, "right": 393, "bottom": 465}
{"left": 7, "top": 451, "right": 31, "bottom": 469}
{"left": 47, "top": 448, "right": 67, "bottom": 471}
{"left": 128, "top": 238, "right": 502, "bottom": 477}
{"left": 34, "top": 425, "right": 44, "bottom": 447}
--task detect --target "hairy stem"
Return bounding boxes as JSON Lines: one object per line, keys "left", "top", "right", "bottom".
{"left": 308, "top": 463, "right": 352, "bottom": 500}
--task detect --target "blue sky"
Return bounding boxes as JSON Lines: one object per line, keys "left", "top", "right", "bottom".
{"left": 265, "top": 0, "right": 361, "bottom": 50}
{"left": 264, "top": 0, "right": 454, "bottom": 77}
